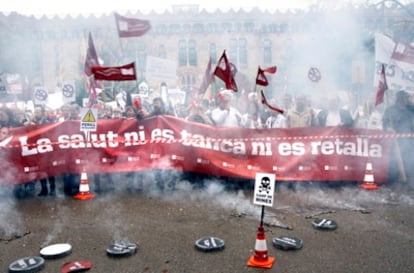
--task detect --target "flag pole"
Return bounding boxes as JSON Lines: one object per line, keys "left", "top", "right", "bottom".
{"left": 114, "top": 12, "right": 124, "bottom": 62}
{"left": 134, "top": 62, "right": 139, "bottom": 96}
{"left": 254, "top": 66, "right": 259, "bottom": 94}
{"left": 390, "top": 117, "right": 407, "bottom": 183}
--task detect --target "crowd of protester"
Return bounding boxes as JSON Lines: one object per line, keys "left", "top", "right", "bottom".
{"left": 0, "top": 87, "right": 413, "bottom": 198}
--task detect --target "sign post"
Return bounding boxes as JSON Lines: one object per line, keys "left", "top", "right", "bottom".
{"left": 247, "top": 172, "right": 276, "bottom": 269}
{"left": 73, "top": 108, "right": 98, "bottom": 200}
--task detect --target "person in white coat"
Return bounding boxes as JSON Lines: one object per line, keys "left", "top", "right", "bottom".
{"left": 211, "top": 90, "right": 241, "bottom": 127}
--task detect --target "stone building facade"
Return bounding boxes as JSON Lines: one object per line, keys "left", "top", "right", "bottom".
{"left": 0, "top": 3, "right": 412, "bottom": 103}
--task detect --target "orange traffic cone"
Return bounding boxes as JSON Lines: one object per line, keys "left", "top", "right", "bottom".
{"left": 359, "top": 160, "right": 379, "bottom": 190}
{"left": 247, "top": 226, "right": 275, "bottom": 269}
{"left": 74, "top": 170, "right": 95, "bottom": 200}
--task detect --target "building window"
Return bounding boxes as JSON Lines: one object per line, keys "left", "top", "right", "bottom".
{"left": 181, "top": 74, "right": 196, "bottom": 92}
{"left": 263, "top": 39, "right": 272, "bottom": 64}
{"left": 169, "top": 24, "right": 181, "bottom": 34}
{"left": 155, "top": 24, "right": 168, "bottom": 34}
{"left": 188, "top": 40, "right": 197, "bottom": 66}
{"left": 229, "top": 38, "right": 238, "bottom": 62}
{"left": 244, "top": 22, "right": 254, "bottom": 32}
{"left": 178, "top": 39, "right": 198, "bottom": 67}
{"left": 229, "top": 38, "right": 247, "bottom": 65}
{"left": 239, "top": 38, "right": 247, "bottom": 65}
{"left": 206, "top": 23, "right": 217, "bottom": 33}
{"left": 193, "top": 23, "right": 204, "bottom": 33}
{"left": 209, "top": 43, "right": 217, "bottom": 62}
{"left": 234, "top": 22, "right": 242, "bottom": 32}
{"left": 179, "top": 40, "right": 187, "bottom": 66}
{"left": 158, "top": 44, "right": 166, "bottom": 58}
{"left": 222, "top": 22, "right": 232, "bottom": 33}
{"left": 269, "top": 24, "right": 278, "bottom": 33}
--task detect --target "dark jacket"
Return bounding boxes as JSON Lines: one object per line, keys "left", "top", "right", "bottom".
{"left": 317, "top": 108, "right": 354, "bottom": 128}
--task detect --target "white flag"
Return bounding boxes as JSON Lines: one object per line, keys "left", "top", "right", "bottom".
{"left": 374, "top": 33, "right": 414, "bottom": 92}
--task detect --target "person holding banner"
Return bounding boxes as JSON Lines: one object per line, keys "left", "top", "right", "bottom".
{"left": 185, "top": 102, "right": 214, "bottom": 125}
{"left": 0, "top": 106, "right": 22, "bottom": 128}
{"left": 317, "top": 95, "right": 354, "bottom": 128}
{"left": 285, "top": 94, "right": 317, "bottom": 128}
{"left": 0, "top": 106, "right": 36, "bottom": 198}
{"left": 211, "top": 90, "right": 242, "bottom": 127}
{"left": 240, "top": 100, "right": 263, "bottom": 129}
{"left": 382, "top": 91, "right": 414, "bottom": 133}
{"left": 146, "top": 97, "right": 174, "bottom": 118}
{"left": 382, "top": 90, "right": 414, "bottom": 189}
{"left": 265, "top": 105, "right": 287, "bottom": 129}
{"left": 57, "top": 104, "right": 81, "bottom": 196}
{"left": 30, "top": 106, "right": 57, "bottom": 196}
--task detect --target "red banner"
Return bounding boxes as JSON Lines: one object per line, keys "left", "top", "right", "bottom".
{"left": 0, "top": 116, "right": 393, "bottom": 185}
{"left": 92, "top": 62, "right": 137, "bottom": 81}
{"left": 114, "top": 12, "right": 151, "bottom": 38}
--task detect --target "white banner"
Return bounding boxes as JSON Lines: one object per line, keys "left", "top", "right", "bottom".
{"left": 145, "top": 56, "right": 177, "bottom": 85}
{"left": 374, "top": 33, "right": 414, "bottom": 92}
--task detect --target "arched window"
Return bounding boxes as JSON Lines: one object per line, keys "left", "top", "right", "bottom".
{"left": 193, "top": 23, "right": 204, "bottom": 33}
{"left": 238, "top": 38, "right": 247, "bottom": 65}
{"left": 206, "top": 23, "right": 217, "bottom": 33}
{"left": 178, "top": 39, "right": 198, "bottom": 67}
{"left": 229, "top": 38, "right": 238, "bottom": 62}
{"left": 178, "top": 40, "right": 187, "bottom": 66}
{"left": 169, "top": 24, "right": 181, "bottom": 34}
{"left": 229, "top": 38, "right": 248, "bottom": 66}
{"left": 263, "top": 39, "right": 272, "bottom": 64}
{"left": 158, "top": 44, "right": 166, "bottom": 58}
{"left": 188, "top": 40, "right": 197, "bottom": 66}
{"left": 209, "top": 43, "right": 217, "bottom": 62}
{"left": 244, "top": 22, "right": 254, "bottom": 32}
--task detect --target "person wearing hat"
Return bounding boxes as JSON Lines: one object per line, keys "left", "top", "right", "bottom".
{"left": 382, "top": 90, "right": 414, "bottom": 188}
{"left": 211, "top": 90, "right": 242, "bottom": 127}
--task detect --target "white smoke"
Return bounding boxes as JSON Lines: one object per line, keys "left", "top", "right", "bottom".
{"left": 159, "top": 177, "right": 413, "bottom": 216}
{"left": 0, "top": 194, "right": 24, "bottom": 241}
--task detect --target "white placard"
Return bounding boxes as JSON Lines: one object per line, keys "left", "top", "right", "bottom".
{"left": 253, "top": 173, "right": 275, "bottom": 207}
{"left": 145, "top": 56, "right": 177, "bottom": 84}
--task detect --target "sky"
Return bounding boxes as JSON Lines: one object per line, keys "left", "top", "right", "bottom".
{"left": 0, "top": 0, "right": 379, "bottom": 17}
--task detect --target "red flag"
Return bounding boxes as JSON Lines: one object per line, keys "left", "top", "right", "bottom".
{"left": 92, "top": 62, "right": 137, "bottom": 81}
{"left": 214, "top": 51, "right": 238, "bottom": 91}
{"left": 260, "top": 90, "right": 284, "bottom": 114}
{"left": 114, "top": 12, "right": 151, "bottom": 38}
{"left": 198, "top": 58, "right": 214, "bottom": 95}
{"left": 84, "top": 32, "right": 99, "bottom": 76}
{"left": 256, "top": 66, "right": 277, "bottom": 86}
{"left": 375, "top": 64, "right": 388, "bottom": 106}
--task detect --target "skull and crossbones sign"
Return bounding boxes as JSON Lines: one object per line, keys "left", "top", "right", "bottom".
{"left": 259, "top": 176, "right": 271, "bottom": 194}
